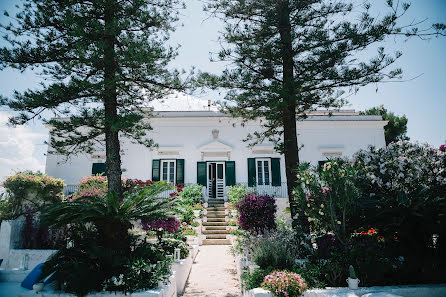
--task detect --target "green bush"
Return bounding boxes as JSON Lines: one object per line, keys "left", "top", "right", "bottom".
{"left": 228, "top": 184, "right": 247, "bottom": 205}
{"left": 3, "top": 171, "right": 65, "bottom": 217}
{"left": 179, "top": 184, "right": 203, "bottom": 206}
{"left": 160, "top": 238, "right": 189, "bottom": 259}
{"left": 0, "top": 195, "right": 13, "bottom": 222}
{"left": 241, "top": 267, "right": 273, "bottom": 290}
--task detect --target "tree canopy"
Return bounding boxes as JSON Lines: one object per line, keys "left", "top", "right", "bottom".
{"left": 0, "top": 0, "right": 185, "bottom": 195}
{"left": 361, "top": 105, "right": 409, "bottom": 145}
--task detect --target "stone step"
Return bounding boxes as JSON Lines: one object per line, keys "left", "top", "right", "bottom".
{"left": 207, "top": 199, "right": 225, "bottom": 203}
{"left": 207, "top": 212, "right": 226, "bottom": 217}
{"left": 202, "top": 229, "right": 229, "bottom": 234}
{"left": 205, "top": 234, "right": 228, "bottom": 239}
{"left": 203, "top": 225, "right": 227, "bottom": 230}
{"left": 202, "top": 222, "right": 227, "bottom": 226}
{"left": 207, "top": 207, "right": 226, "bottom": 211}
{"left": 202, "top": 239, "right": 231, "bottom": 245}
{"left": 207, "top": 202, "right": 225, "bottom": 205}
{"left": 206, "top": 217, "right": 226, "bottom": 222}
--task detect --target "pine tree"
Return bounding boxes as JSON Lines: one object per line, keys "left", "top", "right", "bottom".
{"left": 0, "top": 0, "right": 185, "bottom": 197}
{"left": 201, "top": 0, "right": 445, "bottom": 229}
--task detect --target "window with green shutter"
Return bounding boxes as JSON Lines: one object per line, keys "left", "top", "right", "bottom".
{"left": 176, "top": 159, "right": 184, "bottom": 185}
{"left": 225, "top": 161, "right": 235, "bottom": 186}
{"left": 152, "top": 159, "right": 160, "bottom": 181}
{"left": 92, "top": 163, "right": 106, "bottom": 176}
{"left": 197, "top": 162, "right": 207, "bottom": 186}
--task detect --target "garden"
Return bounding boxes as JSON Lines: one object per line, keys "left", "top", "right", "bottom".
{"left": 0, "top": 173, "right": 205, "bottom": 297}
{"left": 228, "top": 141, "right": 446, "bottom": 297}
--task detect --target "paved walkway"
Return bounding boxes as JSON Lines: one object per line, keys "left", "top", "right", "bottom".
{"left": 182, "top": 245, "right": 241, "bottom": 297}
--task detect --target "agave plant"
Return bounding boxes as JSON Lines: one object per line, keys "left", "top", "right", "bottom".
{"left": 40, "top": 181, "right": 179, "bottom": 250}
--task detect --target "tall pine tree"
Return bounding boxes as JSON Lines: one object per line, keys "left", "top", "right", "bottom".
{"left": 0, "top": 0, "right": 184, "bottom": 197}
{"left": 201, "top": 0, "right": 444, "bottom": 229}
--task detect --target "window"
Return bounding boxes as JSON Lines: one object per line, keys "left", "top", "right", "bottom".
{"left": 256, "top": 158, "right": 271, "bottom": 186}
{"left": 161, "top": 160, "right": 176, "bottom": 183}
{"left": 92, "top": 163, "right": 106, "bottom": 176}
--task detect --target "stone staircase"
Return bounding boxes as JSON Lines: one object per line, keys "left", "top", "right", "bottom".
{"left": 202, "top": 199, "right": 230, "bottom": 245}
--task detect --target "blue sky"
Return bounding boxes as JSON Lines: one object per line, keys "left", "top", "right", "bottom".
{"left": 0, "top": 0, "right": 445, "bottom": 181}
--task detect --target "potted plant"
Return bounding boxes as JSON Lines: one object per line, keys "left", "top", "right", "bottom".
{"left": 346, "top": 265, "right": 360, "bottom": 290}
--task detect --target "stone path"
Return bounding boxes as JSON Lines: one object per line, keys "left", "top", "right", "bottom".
{"left": 181, "top": 245, "right": 241, "bottom": 297}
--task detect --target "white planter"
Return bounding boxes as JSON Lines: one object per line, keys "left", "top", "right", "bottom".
{"left": 347, "top": 277, "right": 360, "bottom": 290}
{"left": 203, "top": 217, "right": 207, "bottom": 222}
{"left": 203, "top": 209, "right": 207, "bottom": 215}
{"left": 225, "top": 209, "right": 229, "bottom": 215}
{"left": 193, "top": 210, "right": 201, "bottom": 218}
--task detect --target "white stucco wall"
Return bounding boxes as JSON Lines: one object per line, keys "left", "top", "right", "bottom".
{"left": 45, "top": 112, "right": 386, "bottom": 187}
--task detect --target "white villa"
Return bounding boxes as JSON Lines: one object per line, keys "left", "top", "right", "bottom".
{"left": 45, "top": 93, "right": 387, "bottom": 199}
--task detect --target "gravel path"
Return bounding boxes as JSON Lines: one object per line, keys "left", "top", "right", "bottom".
{"left": 181, "top": 245, "right": 241, "bottom": 297}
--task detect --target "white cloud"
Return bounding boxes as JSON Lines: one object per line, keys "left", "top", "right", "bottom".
{"left": 0, "top": 111, "right": 47, "bottom": 184}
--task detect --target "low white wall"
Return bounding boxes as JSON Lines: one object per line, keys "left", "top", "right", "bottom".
{"left": 7, "top": 249, "right": 57, "bottom": 270}
{"left": 173, "top": 245, "right": 198, "bottom": 295}
{"left": 247, "top": 284, "right": 446, "bottom": 297}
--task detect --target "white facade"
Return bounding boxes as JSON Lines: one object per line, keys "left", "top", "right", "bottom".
{"left": 45, "top": 95, "right": 387, "bottom": 198}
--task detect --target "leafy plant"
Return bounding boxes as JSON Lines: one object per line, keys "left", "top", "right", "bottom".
{"left": 349, "top": 265, "right": 357, "bottom": 279}
{"left": 160, "top": 238, "right": 189, "bottom": 259}
{"left": 0, "top": 196, "right": 13, "bottom": 222}
{"left": 241, "top": 267, "right": 273, "bottom": 290}
{"left": 236, "top": 193, "right": 276, "bottom": 232}
{"left": 179, "top": 184, "right": 203, "bottom": 206}
{"left": 228, "top": 184, "right": 247, "bottom": 205}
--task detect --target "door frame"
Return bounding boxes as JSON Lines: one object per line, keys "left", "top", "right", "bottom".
{"left": 207, "top": 161, "right": 226, "bottom": 199}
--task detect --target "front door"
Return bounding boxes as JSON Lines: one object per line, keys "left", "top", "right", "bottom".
{"left": 207, "top": 162, "right": 225, "bottom": 199}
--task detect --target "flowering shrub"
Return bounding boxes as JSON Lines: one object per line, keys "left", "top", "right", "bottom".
{"left": 294, "top": 160, "right": 361, "bottom": 244}
{"left": 141, "top": 217, "right": 180, "bottom": 233}
{"left": 262, "top": 271, "right": 308, "bottom": 297}
{"left": 236, "top": 193, "right": 276, "bottom": 232}
{"left": 2, "top": 171, "right": 64, "bottom": 217}
{"left": 71, "top": 177, "right": 154, "bottom": 200}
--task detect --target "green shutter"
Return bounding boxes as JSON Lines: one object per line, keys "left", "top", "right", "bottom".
{"left": 271, "top": 158, "right": 281, "bottom": 186}
{"left": 176, "top": 159, "right": 184, "bottom": 185}
{"left": 197, "top": 162, "right": 207, "bottom": 186}
{"left": 225, "top": 161, "right": 236, "bottom": 186}
{"left": 92, "top": 163, "right": 106, "bottom": 176}
{"left": 152, "top": 159, "right": 160, "bottom": 181}
{"left": 247, "top": 158, "right": 256, "bottom": 187}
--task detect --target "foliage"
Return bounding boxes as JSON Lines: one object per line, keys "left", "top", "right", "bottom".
{"left": 21, "top": 207, "right": 66, "bottom": 250}
{"left": 2, "top": 171, "right": 64, "bottom": 217}
{"left": 41, "top": 182, "right": 178, "bottom": 254}
{"left": 294, "top": 160, "right": 361, "bottom": 244}
{"left": 349, "top": 265, "right": 357, "bottom": 279}
{"left": 189, "top": 203, "right": 204, "bottom": 211}
{"left": 0, "top": 0, "right": 186, "bottom": 196}
{"left": 241, "top": 267, "right": 274, "bottom": 290}
{"left": 141, "top": 217, "right": 181, "bottom": 234}
{"left": 71, "top": 177, "right": 154, "bottom": 200}
{"left": 180, "top": 208, "right": 195, "bottom": 225}
{"left": 42, "top": 225, "right": 173, "bottom": 296}
{"left": 160, "top": 238, "right": 189, "bottom": 259}
{"left": 0, "top": 196, "right": 13, "bottom": 222}
{"left": 261, "top": 271, "right": 308, "bottom": 297}
{"left": 182, "top": 227, "right": 198, "bottom": 236}
{"left": 236, "top": 193, "right": 276, "bottom": 232}
{"left": 353, "top": 141, "right": 446, "bottom": 283}
{"left": 189, "top": 218, "right": 200, "bottom": 227}
{"left": 228, "top": 184, "right": 247, "bottom": 205}
{"left": 179, "top": 184, "right": 203, "bottom": 206}
{"left": 360, "top": 105, "right": 409, "bottom": 145}
{"left": 228, "top": 218, "right": 238, "bottom": 226}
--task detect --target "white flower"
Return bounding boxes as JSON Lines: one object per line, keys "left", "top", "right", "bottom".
{"left": 320, "top": 204, "right": 324, "bottom": 208}
{"left": 337, "top": 221, "right": 342, "bottom": 225}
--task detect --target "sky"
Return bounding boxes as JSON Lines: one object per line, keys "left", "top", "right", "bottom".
{"left": 0, "top": 0, "right": 445, "bottom": 183}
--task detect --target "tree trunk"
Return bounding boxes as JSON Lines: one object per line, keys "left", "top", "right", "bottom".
{"left": 277, "top": 0, "right": 309, "bottom": 233}
{"left": 104, "top": 0, "right": 123, "bottom": 197}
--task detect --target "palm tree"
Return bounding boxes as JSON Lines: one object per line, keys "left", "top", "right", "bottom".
{"left": 40, "top": 182, "right": 179, "bottom": 250}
